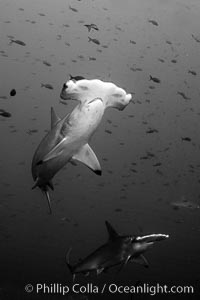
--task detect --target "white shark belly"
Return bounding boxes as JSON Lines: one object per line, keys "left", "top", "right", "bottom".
{"left": 32, "top": 100, "right": 104, "bottom": 187}
{"left": 63, "top": 99, "right": 105, "bottom": 141}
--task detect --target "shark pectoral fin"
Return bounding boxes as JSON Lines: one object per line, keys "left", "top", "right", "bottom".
{"left": 96, "top": 268, "right": 104, "bottom": 275}
{"left": 42, "top": 137, "right": 67, "bottom": 163}
{"left": 131, "top": 255, "right": 149, "bottom": 268}
{"left": 51, "top": 107, "right": 60, "bottom": 129}
{"left": 72, "top": 144, "right": 101, "bottom": 175}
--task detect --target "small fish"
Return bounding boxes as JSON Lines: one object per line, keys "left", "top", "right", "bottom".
{"left": 153, "top": 162, "right": 162, "bottom": 167}
{"left": 88, "top": 37, "right": 100, "bottom": 45}
{"left": 41, "top": 83, "right": 54, "bottom": 90}
{"left": 89, "top": 57, "right": 96, "bottom": 61}
{"left": 149, "top": 75, "right": 161, "bottom": 83}
{"left": 10, "top": 89, "right": 16, "bottom": 96}
{"left": 84, "top": 24, "right": 99, "bottom": 32}
{"left": 171, "top": 199, "right": 200, "bottom": 210}
{"left": 56, "top": 35, "right": 62, "bottom": 40}
{"left": 191, "top": 34, "right": 200, "bottom": 43}
{"left": 38, "top": 13, "right": 46, "bottom": 16}
{"left": 105, "top": 129, "right": 112, "bottom": 134}
{"left": 181, "top": 137, "right": 191, "bottom": 142}
{"left": 140, "top": 156, "right": 148, "bottom": 160}
{"left": 43, "top": 60, "right": 52, "bottom": 67}
{"left": 69, "top": 5, "right": 78, "bottom": 12}
{"left": 188, "top": 70, "right": 197, "bottom": 76}
{"left": 0, "top": 110, "right": 11, "bottom": 118}
{"left": 146, "top": 128, "right": 158, "bottom": 134}
{"left": 177, "top": 91, "right": 190, "bottom": 100}
{"left": 148, "top": 19, "right": 159, "bottom": 26}
{"left": 171, "top": 59, "right": 177, "bottom": 63}
{"left": 115, "top": 25, "right": 122, "bottom": 31}
{"left": 69, "top": 75, "right": 85, "bottom": 81}
{"left": 27, "top": 129, "right": 38, "bottom": 135}
{"left": 0, "top": 96, "right": 8, "bottom": 100}
{"left": 130, "top": 40, "right": 136, "bottom": 44}
{"left": 9, "top": 39, "right": 26, "bottom": 46}
{"left": 130, "top": 67, "right": 142, "bottom": 72}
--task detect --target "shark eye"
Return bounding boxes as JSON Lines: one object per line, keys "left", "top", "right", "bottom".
{"left": 63, "top": 83, "right": 68, "bottom": 89}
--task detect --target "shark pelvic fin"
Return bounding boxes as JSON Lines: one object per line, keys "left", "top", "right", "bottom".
{"left": 51, "top": 107, "right": 60, "bottom": 129}
{"left": 96, "top": 268, "right": 104, "bottom": 275}
{"left": 130, "top": 255, "right": 149, "bottom": 268}
{"left": 72, "top": 144, "right": 101, "bottom": 175}
{"left": 105, "top": 221, "right": 119, "bottom": 240}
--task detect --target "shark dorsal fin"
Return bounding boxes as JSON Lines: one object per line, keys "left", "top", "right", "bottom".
{"left": 51, "top": 107, "right": 60, "bottom": 129}
{"left": 105, "top": 221, "right": 119, "bottom": 240}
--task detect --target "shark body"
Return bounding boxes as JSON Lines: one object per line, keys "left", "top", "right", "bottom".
{"left": 31, "top": 78, "right": 132, "bottom": 212}
{"left": 66, "top": 221, "right": 169, "bottom": 279}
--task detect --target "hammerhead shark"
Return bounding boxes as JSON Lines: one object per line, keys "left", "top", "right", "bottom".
{"left": 31, "top": 78, "right": 132, "bottom": 213}
{"left": 66, "top": 221, "right": 169, "bottom": 279}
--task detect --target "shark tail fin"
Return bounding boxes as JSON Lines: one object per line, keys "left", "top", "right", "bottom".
{"left": 66, "top": 247, "right": 76, "bottom": 281}
{"left": 43, "top": 190, "right": 52, "bottom": 215}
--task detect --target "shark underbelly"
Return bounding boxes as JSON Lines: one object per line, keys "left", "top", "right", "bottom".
{"left": 32, "top": 99, "right": 104, "bottom": 188}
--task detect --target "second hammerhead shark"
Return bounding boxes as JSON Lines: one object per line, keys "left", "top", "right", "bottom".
{"left": 66, "top": 221, "right": 169, "bottom": 279}
{"left": 31, "top": 78, "right": 132, "bottom": 213}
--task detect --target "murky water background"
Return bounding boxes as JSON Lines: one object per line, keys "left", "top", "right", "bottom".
{"left": 0, "top": 0, "right": 200, "bottom": 299}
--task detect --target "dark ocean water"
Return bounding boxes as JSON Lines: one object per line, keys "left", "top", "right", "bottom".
{"left": 0, "top": 0, "right": 200, "bottom": 299}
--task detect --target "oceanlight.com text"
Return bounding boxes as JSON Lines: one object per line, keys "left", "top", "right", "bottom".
{"left": 25, "top": 282, "right": 194, "bottom": 296}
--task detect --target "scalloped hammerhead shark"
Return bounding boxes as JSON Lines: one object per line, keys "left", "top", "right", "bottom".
{"left": 66, "top": 221, "right": 169, "bottom": 280}
{"left": 31, "top": 78, "right": 132, "bottom": 213}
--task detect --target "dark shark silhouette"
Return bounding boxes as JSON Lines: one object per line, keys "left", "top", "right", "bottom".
{"left": 66, "top": 221, "right": 169, "bottom": 279}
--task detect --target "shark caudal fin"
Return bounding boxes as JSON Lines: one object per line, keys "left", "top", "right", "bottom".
{"left": 105, "top": 221, "right": 119, "bottom": 241}
{"left": 32, "top": 179, "right": 53, "bottom": 214}
{"left": 43, "top": 190, "right": 52, "bottom": 215}
{"left": 66, "top": 248, "right": 75, "bottom": 281}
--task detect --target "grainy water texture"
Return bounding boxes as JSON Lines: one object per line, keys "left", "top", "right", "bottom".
{"left": 0, "top": 0, "right": 200, "bottom": 299}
